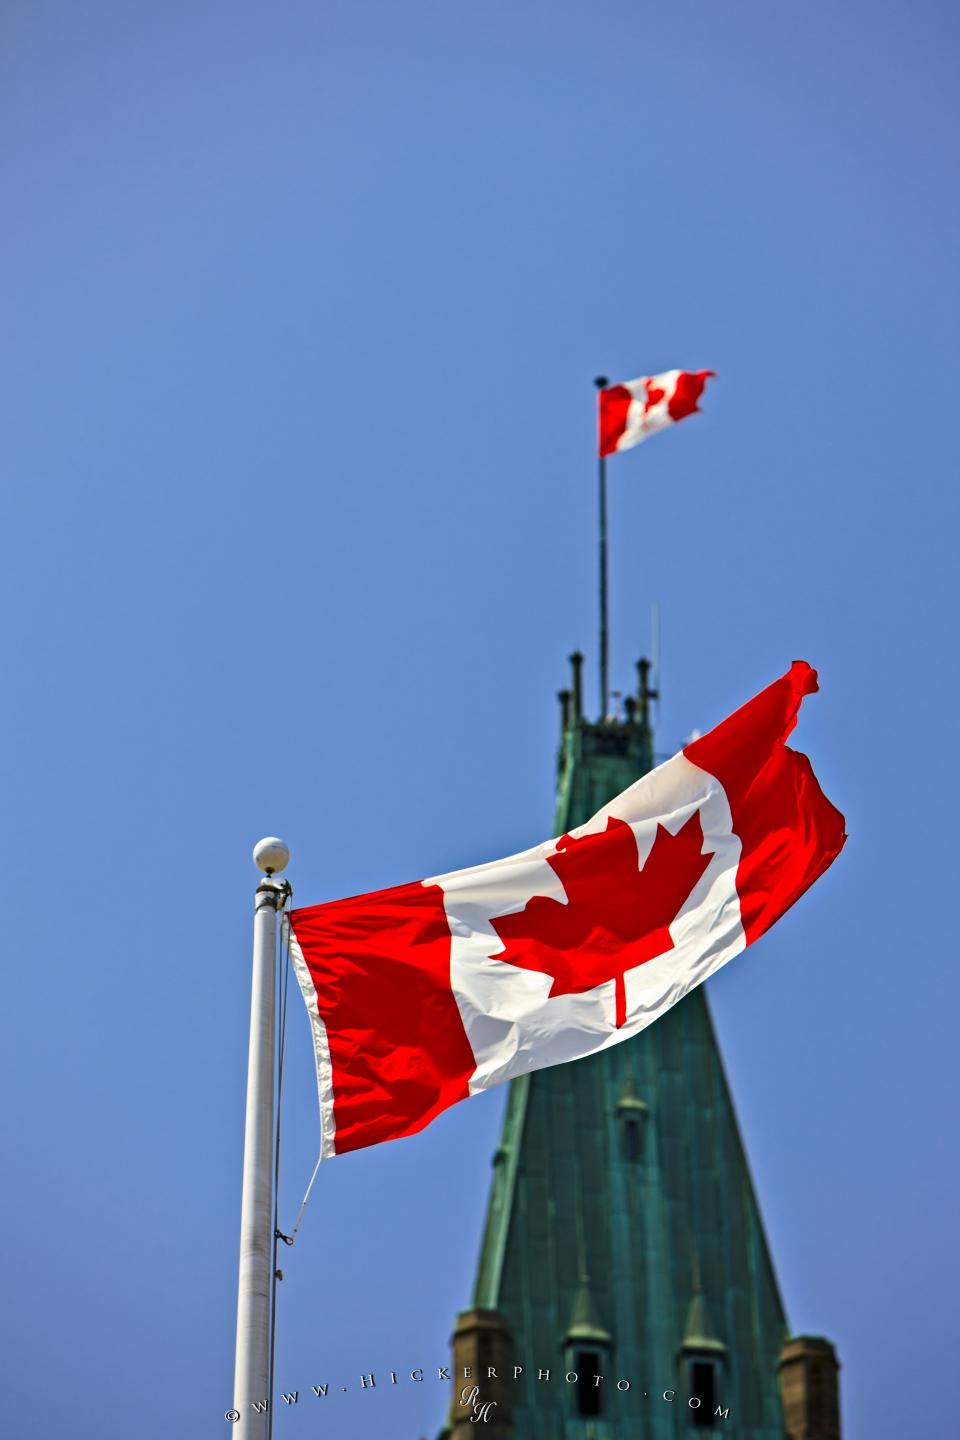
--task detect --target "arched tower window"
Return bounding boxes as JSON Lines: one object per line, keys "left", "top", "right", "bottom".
{"left": 616, "top": 1076, "right": 648, "bottom": 1161}
{"left": 564, "top": 1280, "right": 612, "bottom": 1425}
{"left": 689, "top": 1357, "right": 718, "bottom": 1427}
{"left": 678, "top": 1278, "right": 727, "bottom": 1431}
{"left": 574, "top": 1349, "right": 603, "bottom": 1418}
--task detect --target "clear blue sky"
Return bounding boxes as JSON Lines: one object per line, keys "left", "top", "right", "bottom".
{"left": 2, "top": 3, "right": 957, "bottom": 1437}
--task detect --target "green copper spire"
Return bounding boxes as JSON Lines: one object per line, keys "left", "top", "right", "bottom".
{"left": 452, "top": 653, "right": 793, "bottom": 1439}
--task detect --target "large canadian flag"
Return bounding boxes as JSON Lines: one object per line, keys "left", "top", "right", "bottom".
{"left": 289, "top": 662, "right": 845, "bottom": 1157}
{"left": 599, "top": 369, "right": 715, "bottom": 456}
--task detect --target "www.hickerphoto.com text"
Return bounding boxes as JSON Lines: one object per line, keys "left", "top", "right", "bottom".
{"left": 224, "top": 1363, "right": 732, "bottom": 1423}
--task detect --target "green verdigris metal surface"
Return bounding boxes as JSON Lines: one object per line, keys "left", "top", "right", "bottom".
{"left": 465, "top": 661, "right": 789, "bottom": 1439}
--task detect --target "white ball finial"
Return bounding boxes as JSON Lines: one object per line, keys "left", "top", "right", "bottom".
{"left": 253, "top": 836, "right": 290, "bottom": 875}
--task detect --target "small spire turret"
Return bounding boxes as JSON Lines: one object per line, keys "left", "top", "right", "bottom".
{"left": 570, "top": 651, "right": 584, "bottom": 721}
{"left": 636, "top": 657, "right": 659, "bottom": 731}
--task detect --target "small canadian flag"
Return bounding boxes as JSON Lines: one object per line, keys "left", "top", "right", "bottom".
{"left": 599, "top": 369, "right": 715, "bottom": 456}
{"left": 289, "top": 662, "right": 845, "bottom": 1157}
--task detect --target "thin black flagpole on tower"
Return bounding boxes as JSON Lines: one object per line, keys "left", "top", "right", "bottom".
{"left": 595, "top": 375, "right": 610, "bottom": 720}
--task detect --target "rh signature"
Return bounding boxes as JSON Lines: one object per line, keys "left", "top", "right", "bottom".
{"left": 459, "top": 1384, "right": 498, "bottom": 1423}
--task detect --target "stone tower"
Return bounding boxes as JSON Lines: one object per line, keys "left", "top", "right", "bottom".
{"left": 442, "top": 654, "right": 842, "bottom": 1440}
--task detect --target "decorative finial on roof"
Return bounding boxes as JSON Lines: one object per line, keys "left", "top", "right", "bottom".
{"left": 636, "top": 657, "right": 659, "bottom": 730}
{"left": 680, "top": 1276, "right": 727, "bottom": 1357}
{"left": 616, "top": 1072, "right": 649, "bottom": 1115}
{"left": 570, "top": 652, "right": 584, "bottom": 720}
{"left": 565, "top": 1277, "right": 613, "bottom": 1348}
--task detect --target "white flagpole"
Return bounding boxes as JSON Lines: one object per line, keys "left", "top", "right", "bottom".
{"left": 232, "top": 837, "right": 291, "bottom": 1438}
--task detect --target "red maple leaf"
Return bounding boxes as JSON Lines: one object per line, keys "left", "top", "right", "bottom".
{"left": 643, "top": 377, "right": 667, "bottom": 412}
{"left": 491, "top": 812, "right": 713, "bottom": 1029}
